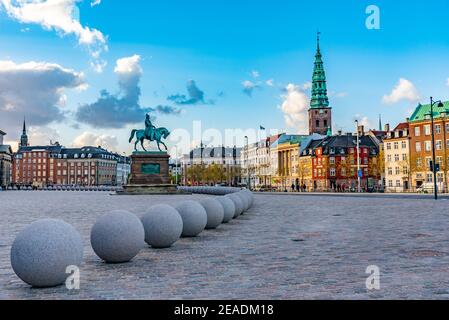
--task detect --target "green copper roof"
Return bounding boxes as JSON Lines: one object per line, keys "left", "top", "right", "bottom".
{"left": 310, "top": 33, "right": 330, "bottom": 109}
{"left": 409, "top": 101, "right": 449, "bottom": 122}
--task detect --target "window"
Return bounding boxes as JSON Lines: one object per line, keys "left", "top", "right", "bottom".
{"left": 396, "top": 180, "right": 401, "bottom": 187}
{"left": 386, "top": 143, "right": 392, "bottom": 150}
{"left": 388, "top": 180, "right": 393, "bottom": 187}
{"left": 402, "top": 154, "right": 407, "bottom": 161}
{"left": 316, "top": 120, "right": 320, "bottom": 128}
{"left": 330, "top": 168, "right": 336, "bottom": 177}
{"left": 387, "top": 155, "right": 392, "bottom": 162}
{"left": 324, "top": 120, "right": 328, "bottom": 128}
{"left": 425, "top": 141, "right": 432, "bottom": 152}
{"left": 395, "top": 154, "right": 400, "bottom": 162}
{"left": 395, "top": 167, "right": 400, "bottom": 175}
{"left": 436, "top": 140, "right": 442, "bottom": 150}
{"left": 394, "top": 142, "right": 399, "bottom": 150}
{"left": 415, "top": 142, "right": 421, "bottom": 152}
{"left": 425, "top": 125, "right": 431, "bottom": 135}
{"left": 437, "top": 156, "right": 443, "bottom": 166}
{"left": 401, "top": 141, "right": 407, "bottom": 149}
{"left": 436, "top": 125, "right": 442, "bottom": 134}
{"left": 341, "top": 168, "right": 346, "bottom": 176}
{"left": 388, "top": 167, "right": 393, "bottom": 175}
{"left": 415, "top": 127, "right": 421, "bottom": 136}
{"left": 426, "top": 173, "right": 433, "bottom": 183}
{"left": 329, "top": 157, "right": 335, "bottom": 165}
{"left": 416, "top": 158, "right": 422, "bottom": 168}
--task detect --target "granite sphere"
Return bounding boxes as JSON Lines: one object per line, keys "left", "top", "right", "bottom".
{"left": 242, "top": 189, "right": 254, "bottom": 207}
{"left": 174, "top": 201, "right": 208, "bottom": 237}
{"left": 215, "top": 197, "right": 236, "bottom": 223}
{"left": 11, "top": 219, "right": 83, "bottom": 288}
{"left": 200, "top": 198, "right": 225, "bottom": 229}
{"left": 141, "top": 205, "right": 183, "bottom": 248}
{"left": 236, "top": 192, "right": 250, "bottom": 212}
{"left": 226, "top": 194, "right": 244, "bottom": 218}
{"left": 91, "top": 210, "right": 145, "bottom": 263}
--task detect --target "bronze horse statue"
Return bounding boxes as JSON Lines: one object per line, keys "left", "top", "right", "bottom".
{"left": 129, "top": 127, "right": 170, "bottom": 152}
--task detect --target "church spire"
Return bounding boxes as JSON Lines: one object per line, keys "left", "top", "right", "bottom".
{"left": 310, "top": 31, "right": 330, "bottom": 109}
{"left": 20, "top": 117, "right": 29, "bottom": 148}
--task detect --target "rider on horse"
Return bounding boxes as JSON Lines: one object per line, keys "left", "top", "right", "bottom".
{"left": 144, "top": 114, "right": 156, "bottom": 141}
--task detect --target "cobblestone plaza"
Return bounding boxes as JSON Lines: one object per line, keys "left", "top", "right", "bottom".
{"left": 1, "top": 192, "right": 449, "bottom": 300}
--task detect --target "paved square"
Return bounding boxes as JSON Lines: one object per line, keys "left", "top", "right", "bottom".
{"left": 1, "top": 191, "right": 449, "bottom": 300}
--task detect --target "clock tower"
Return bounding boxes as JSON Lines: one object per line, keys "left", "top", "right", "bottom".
{"left": 309, "top": 33, "right": 332, "bottom": 136}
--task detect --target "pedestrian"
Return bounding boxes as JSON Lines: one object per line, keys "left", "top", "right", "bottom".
{"left": 291, "top": 184, "right": 295, "bottom": 192}
{"left": 296, "top": 184, "right": 300, "bottom": 192}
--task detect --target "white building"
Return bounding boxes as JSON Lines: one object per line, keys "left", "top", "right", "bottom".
{"left": 384, "top": 123, "right": 411, "bottom": 192}
{"left": 116, "top": 156, "right": 131, "bottom": 186}
{"left": 181, "top": 146, "right": 242, "bottom": 186}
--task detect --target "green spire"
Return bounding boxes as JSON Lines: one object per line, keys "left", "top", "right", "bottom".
{"left": 326, "top": 126, "right": 332, "bottom": 137}
{"left": 310, "top": 32, "right": 330, "bottom": 109}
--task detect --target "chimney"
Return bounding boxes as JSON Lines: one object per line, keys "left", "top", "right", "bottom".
{"left": 357, "top": 125, "right": 365, "bottom": 136}
{"left": 384, "top": 124, "right": 390, "bottom": 132}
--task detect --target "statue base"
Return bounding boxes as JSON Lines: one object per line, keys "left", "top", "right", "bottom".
{"left": 118, "top": 151, "right": 186, "bottom": 195}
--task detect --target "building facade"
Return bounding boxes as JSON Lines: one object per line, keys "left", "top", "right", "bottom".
{"left": 308, "top": 34, "right": 332, "bottom": 136}
{"left": 181, "top": 146, "right": 242, "bottom": 186}
{"left": 300, "top": 132, "right": 381, "bottom": 192}
{"left": 12, "top": 145, "right": 119, "bottom": 187}
{"left": 0, "top": 130, "right": 13, "bottom": 188}
{"left": 409, "top": 101, "right": 449, "bottom": 192}
{"left": 384, "top": 123, "right": 411, "bottom": 193}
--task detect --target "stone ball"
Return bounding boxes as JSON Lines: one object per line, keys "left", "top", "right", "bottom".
{"left": 141, "top": 205, "right": 183, "bottom": 248}
{"left": 225, "top": 193, "right": 244, "bottom": 218}
{"left": 11, "top": 219, "right": 83, "bottom": 288}
{"left": 215, "top": 196, "right": 236, "bottom": 223}
{"left": 236, "top": 192, "right": 250, "bottom": 211}
{"left": 174, "top": 201, "right": 208, "bottom": 237}
{"left": 199, "top": 198, "right": 225, "bottom": 229}
{"left": 243, "top": 190, "right": 255, "bottom": 207}
{"left": 91, "top": 210, "right": 145, "bottom": 263}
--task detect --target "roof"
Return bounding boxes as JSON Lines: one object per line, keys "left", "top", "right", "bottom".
{"left": 0, "top": 130, "right": 6, "bottom": 136}
{"left": 409, "top": 101, "right": 449, "bottom": 122}
{"left": 271, "top": 134, "right": 309, "bottom": 148}
{"left": 393, "top": 122, "right": 409, "bottom": 131}
{"left": 301, "top": 134, "right": 379, "bottom": 156}
{"left": 0, "top": 145, "right": 12, "bottom": 154}
{"left": 189, "top": 146, "right": 241, "bottom": 159}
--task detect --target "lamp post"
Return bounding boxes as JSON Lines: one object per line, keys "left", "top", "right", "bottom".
{"left": 174, "top": 145, "right": 179, "bottom": 185}
{"left": 355, "top": 120, "right": 361, "bottom": 193}
{"left": 426, "top": 97, "right": 444, "bottom": 200}
{"left": 245, "top": 136, "right": 250, "bottom": 190}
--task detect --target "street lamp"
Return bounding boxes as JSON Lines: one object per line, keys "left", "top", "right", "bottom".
{"left": 425, "top": 97, "right": 444, "bottom": 200}
{"left": 174, "top": 145, "right": 179, "bottom": 185}
{"left": 245, "top": 136, "right": 250, "bottom": 191}
{"left": 355, "top": 120, "right": 361, "bottom": 193}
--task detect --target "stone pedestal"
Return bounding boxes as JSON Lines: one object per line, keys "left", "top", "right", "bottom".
{"left": 119, "top": 152, "right": 181, "bottom": 195}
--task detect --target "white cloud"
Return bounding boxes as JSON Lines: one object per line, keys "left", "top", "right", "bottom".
{"left": 28, "top": 126, "right": 61, "bottom": 145}
{"left": 0, "top": 0, "right": 107, "bottom": 70}
{"left": 73, "top": 132, "right": 118, "bottom": 151}
{"left": 266, "top": 79, "right": 274, "bottom": 87}
{"left": 242, "top": 80, "right": 260, "bottom": 96}
{"left": 114, "top": 55, "right": 142, "bottom": 75}
{"left": 302, "top": 82, "right": 312, "bottom": 90}
{"left": 251, "top": 70, "right": 260, "bottom": 78}
{"left": 90, "top": 0, "right": 101, "bottom": 7}
{"left": 279, "top": 84, "right": 309, "bottom": 134}
{"left": 382, "top": 78, "right": 420, "bottom": 104}
{"left": 353, "top": 114, "right": 373, "bottom": 130}
{"left": 0, "top": 60, "right": 85, "bottom": 137}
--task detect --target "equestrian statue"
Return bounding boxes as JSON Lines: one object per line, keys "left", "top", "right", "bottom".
{"left": 129, "top": 114, "right": 170, "bottom": 152}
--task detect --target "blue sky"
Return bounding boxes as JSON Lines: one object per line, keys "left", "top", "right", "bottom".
{"left": 0, "top": 0, "right": 449, "bottom": 154}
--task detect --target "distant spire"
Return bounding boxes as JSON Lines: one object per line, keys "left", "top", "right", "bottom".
{"left": 22, "top": 117, "right": 26, "bottom": 134}
{"left": 310, "top": 31, "right": 329, "bottom": 109}
{"left": 379, "top": 114, "right": 383, "bottom": 131}
{"left": 326, "top": 126, "right": 332, "bottom": 137}
{"left": 20, "top": 117, "right": 29, "bottom": 147}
